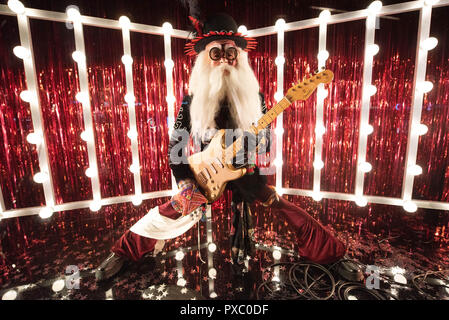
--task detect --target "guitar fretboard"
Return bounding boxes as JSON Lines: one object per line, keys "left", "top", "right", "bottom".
{"left": 223, "top": 97, "right": 292, "bottom": 164}
{"left": 253, "top": 97, "right": 291, "bottom": 134}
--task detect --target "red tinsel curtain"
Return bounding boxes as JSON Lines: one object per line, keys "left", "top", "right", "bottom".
{"left": 1, "top": 3, "right": 449, "bottom": 279}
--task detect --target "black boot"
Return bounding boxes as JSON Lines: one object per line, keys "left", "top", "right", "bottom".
{"left": 95, "top": 252, "right": 128, "bottom": 282}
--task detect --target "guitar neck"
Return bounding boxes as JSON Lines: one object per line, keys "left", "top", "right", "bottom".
{"left": 220, "top": 69, "right": 334, "bottom": 165}
{"left": 223, "top": 97, "right": 292, "bottom": 163}
{"left": 253, "top": 97, "right": 292, "bottom": 135}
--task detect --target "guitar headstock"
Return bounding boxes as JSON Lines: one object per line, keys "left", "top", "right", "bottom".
{"left": 286, "top": 69, "right": 334, "bottom": 102}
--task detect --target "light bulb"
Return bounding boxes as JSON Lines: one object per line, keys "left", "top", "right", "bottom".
{"left": 80, "top": 130, "right": 93, "bottom": 142}
{"left": 166, "top": 95, "right": 176, "bottom": 105}
{"left": 33, "top": 172, "right": 48, "bottom": 183}
{"left": 319, "top": 10, "right": 331, "bottom": 22}
{"left": 348, "top": 295, "right": 358, "bottom": 300}
{"left": 19, "top": 90, "right": 34, "bottom": 103}
{"left": 170, "top": 188, "right": 178, "bottom": 196}
{"left": 416, "top": 124, "right": 428, "bottom": 135}
{"left": 408, "top": 164, "right": 422, "bottom": 176}
{"left": 312, "top": 192, "right": 323, "bottom": 201}
{"left": 275, "top": 127, "right": 284, "bottom": 135}
{"left": 89, "top": 201, "right": 102, "bottom": 212}
{"left": 355, "top": 197, "right": 368, "bottom": 207}
{"left": 208, "top": 243, "right": 217, "bottom": 253}
{"left": 273, "top": 250, "right": 282, "bottom": 260}
{"left": 164, "top": 59, "right": 174, "bottom": 69}
{"left": 275, "top": 187, "right": 284, "bottom": 196}
{"left": 66, "top": 7, "right": 81, "bottom": 22}
{"left": 129, "top": 163, "right": 140, "bottom": 174}
{"left": 273, "top": 158, "right": 283, "bottom": 167}
{"left": 275, "top": 56, "right": 285, "bottom": 66}
{"left": 75, "top": 92, "right": 89, "bottom": 104}
{"left": 237, "top": 25, "right": 248, "bottom": 35}
{"left": 317, "top": 50, "right": 329, "bottom": 61}
{"left": 275, "top": 19, "right": 286, "bottom": 32}
{"left": 274, "top": 91, "right": 283, "bottom": 102}
{"left": 2, "top": 289, "right": 18, "bottom": 300}
{"left": 313, "top": 159, "right": 324, "bottom": 169}
{"left": 208, "top": 268, "right": 217, "bottom": 279}
{"left": 72, "top": 51, "right": 85, "bottom": 64}
{"left": 132, "top": 195, "right": 143, "bottom": 206}
{"left": 420, "top": 81, "right": 433, "bottom": 93}
{"left": 210, "top": 292, "right": 218, "bottom": 298}
{"left": 127, "top": 130, "right": 138, "bottom": 140}
{"left": 175, "top": 250, "right": 184, "bottom": 261}
{"left": 366, "top": 84, "right": 377, "bottom": 96}
{"left": 8, "top": 0, "right": 25, "bottom": 14}
{"left": 121, "top": 54, "right": 133, "bottom": 66}
{"left": 368, "top": 1, "right": 383, "bottom": 13}
{"left": 391, "top": 266, "right": 405, "bottom": 275}
{"left": 403, "top": 201, "right": 417, "bottom": 213}
{"left": 52, "top": 279, "right": 65, "bottom": 292}
{"left": 361, "top": 124, "right": 374, "bottom": 135}
{"left": 359, "top": 162, "right": 372, "bottom": 173}
{"left": 315, "top": 124, "right": 326, "bottom": 136}
{"left": 393, "top": 274, "right": 407, "bottom": 284}
{"left": 119, "top": 16, "right": 131, "bottom": 29}
{"left": 125, "top": 93, "right": 135, "bottom": 104}
{"left": 26, "top": 132, "right": 43, "bottom": 145}
{"left": 162, "top": 22, "right": 173, "bottom": 35}
{"left": 177, "top": 278, "right": 186, "bottom": 287}
{"left": 13, "top": 46, "right": 30, "bottom": 59}
{"left": 317, "top": 88, "right": 328, "bottom": 100}
{"left": 85, "top": 167, "right": 96, "bottom": 178}
{"left": 39, "top": 206, "right": 53, "bottom": 219}
{"left": 421, "top": 37, "right": 438, "bottom": 51}
{"left": 367, "top": 44, "right": 379, "bottom": 56}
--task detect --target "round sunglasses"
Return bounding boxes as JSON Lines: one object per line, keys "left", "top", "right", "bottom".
{"left": 209, "top": 46, "right": 238, "bottom": 62}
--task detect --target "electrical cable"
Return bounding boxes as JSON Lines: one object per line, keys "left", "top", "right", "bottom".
{"left": 411, "top": 269, "right": 449, "bottom": 300}
{"left": 256, "top": 258, "right": 395, "bottom": 300}
{"left": 336, "top": 281, "right": 386, "bottom": 300}
{"left": 289, "top": 262, "right": 335, "bottom": 300}
{"left": 197, "top": 222, "right": 206, "bottom": 264}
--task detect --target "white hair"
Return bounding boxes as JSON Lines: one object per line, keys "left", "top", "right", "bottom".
{"left": 188, "top": 48, "right": 262, "bottom": 141}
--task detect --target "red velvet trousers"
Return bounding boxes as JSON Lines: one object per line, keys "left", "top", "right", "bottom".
{"left": 112, "top": 184, "right": 346, "bottom": 264}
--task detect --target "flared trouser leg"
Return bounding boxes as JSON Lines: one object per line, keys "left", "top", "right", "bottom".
{"left": 111, "top": 201, "right": 182, "bottom": 261}
{"left": 255, "top": 184, "right": 347, "bottom": 264}
{"left": 112, "top": 184, "right": 346, "bottom": 264}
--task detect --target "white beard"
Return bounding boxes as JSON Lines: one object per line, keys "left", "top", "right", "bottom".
{"left": 188, "top": 49, "right": 263, "bottom": 141}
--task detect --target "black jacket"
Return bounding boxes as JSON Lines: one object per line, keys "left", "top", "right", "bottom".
{"left": 168, "top": 94, "right": 271, "bottom": 203}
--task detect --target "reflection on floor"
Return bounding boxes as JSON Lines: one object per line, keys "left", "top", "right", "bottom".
{"left": 1, "top": 195, "right": 449, "bottom": 300}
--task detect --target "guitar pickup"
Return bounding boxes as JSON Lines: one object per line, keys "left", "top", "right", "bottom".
{"left": 209, "top": 164, "right": 218, "bottom": 174}
{"left": 214, "top": 158, "right": 224, "bottom": 168}
{"left": 201, "top": 168, "right": 211, "bottom": 179}
{"left": 198, "top": 172, "right": 207, "bottom": 184}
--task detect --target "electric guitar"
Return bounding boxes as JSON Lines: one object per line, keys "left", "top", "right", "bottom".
{"left": 187, "top": 69, "right": 334, "bottom": 203}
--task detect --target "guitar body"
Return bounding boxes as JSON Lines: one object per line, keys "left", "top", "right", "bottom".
{"left": 186, "top": 69, "right": 334, "bottom": 204}
{"left": 188, "top": 129, "right": 247, "bottom": 203}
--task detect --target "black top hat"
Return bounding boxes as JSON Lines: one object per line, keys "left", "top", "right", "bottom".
{"left": 184, "top": 13, "right": 257, "bottom": 56}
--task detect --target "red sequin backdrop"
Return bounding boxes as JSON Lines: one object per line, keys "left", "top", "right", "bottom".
{"left": 1, "top": 2, "right": 449, "bottom": 272}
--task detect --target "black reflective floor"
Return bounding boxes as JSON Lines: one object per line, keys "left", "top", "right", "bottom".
{"left": 1, "top": 196, "right": 449, "bottom": 300}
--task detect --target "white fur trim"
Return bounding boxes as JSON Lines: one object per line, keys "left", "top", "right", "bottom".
{"left": 129, "top": 206, "right": 203, "bottom": 240}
